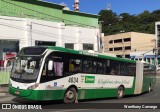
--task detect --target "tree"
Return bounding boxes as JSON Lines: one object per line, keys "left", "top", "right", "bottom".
{"left": 98, "top": 10, "right": 118, "bottom": 35}
{"left": 98, "top": 9, "right": 160, "bottom": 35}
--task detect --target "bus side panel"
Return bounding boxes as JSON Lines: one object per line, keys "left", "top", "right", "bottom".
{"left": 125, "top": 77, "right": 136, "bottom": 95}
{"left": 78, "top": 87, "right": 136, "bottom": 100}
{"left": 78, "top": 89, "right": 96, "bottom": 99}
{"left": 142, "top": 76, "right": 150, "bottom": 93}
{"left": 95, "top": 88, "right": 117, "bottom": 98}
{"left": 142, "top": 64, "right": 157, "bottom": 93}
{"left": 78, "top": 88, "right": 117, "bottom": 100}
{"left": 78, "top": 83, "right": 136, "bottom": 100}
{"left": 142, "top": 75, "right": 156, "bottom": 93}
{"left": 9, "top": 85, "right": 65, "bottom": 100}
{"left": 78, "top": 74, "right": 135, "bottom": 100}
{"left": 28, "top": 90, "right": 65, "bottom": 100}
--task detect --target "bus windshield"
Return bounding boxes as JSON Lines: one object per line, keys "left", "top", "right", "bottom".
{"left": 10, "top": 56, "right": 43, "bottom": 83}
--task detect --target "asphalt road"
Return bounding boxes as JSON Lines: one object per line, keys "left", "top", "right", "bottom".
{"left": 1, "top": 76, "right": 160, "bottom": 112}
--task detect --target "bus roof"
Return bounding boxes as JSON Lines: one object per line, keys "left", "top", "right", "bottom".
{"left": 46, "top": 46, "right": 136, "bottom": 63}
{"left": 19, "top": 46, "right": 136, "bottom": 63}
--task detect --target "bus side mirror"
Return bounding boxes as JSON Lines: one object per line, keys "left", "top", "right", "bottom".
{"left": 48, "top": 61, "right": 53, "bottom": 71}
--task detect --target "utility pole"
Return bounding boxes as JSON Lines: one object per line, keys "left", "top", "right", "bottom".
{"left": 152, "top": 39, "right": 157, "bottom": 67}
{"left": 74, "top": 0, "right": 79, "bottom": 11}
{"left": 98, "top": 21, "right": 103, "bottom": 52}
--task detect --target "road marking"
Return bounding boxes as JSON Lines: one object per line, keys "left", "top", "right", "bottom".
{"left": 0, "top": 96, "right": 14, "bottom": 102}
{"left": 0, "top": 93, "right": 7, "bottom": 96}
{"left": 151, "top": 93, "right": 159, "bottom": 98}
{"left": 49, "top": 109, "right": 91, "bottom": 112}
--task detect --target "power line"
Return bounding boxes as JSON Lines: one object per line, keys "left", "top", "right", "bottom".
{"left": 2, "top": 0, "right": 99, "bottom": 28}
{"left": 0, "top": 21, "right": 96, "bottom": 43}
{"left": 0, "top": 18, "right": 97, "bottom": 42}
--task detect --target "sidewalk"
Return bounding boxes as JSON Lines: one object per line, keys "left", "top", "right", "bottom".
{"left": 0, "top": 84, "right": 9, "bottom": 96}
{"left": 157, "top": 71, "right": 160, "bottom": 75}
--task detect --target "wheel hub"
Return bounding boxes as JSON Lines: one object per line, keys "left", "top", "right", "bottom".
{"left": 118, "top": 89, "right": 123, "bottom": 97}
{"left": 66, "top": 90, "right": 74, "bottom": 100}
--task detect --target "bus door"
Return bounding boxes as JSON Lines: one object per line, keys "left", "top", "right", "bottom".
{"left": 41, "top": 52, "right": 64, "bottom": 100}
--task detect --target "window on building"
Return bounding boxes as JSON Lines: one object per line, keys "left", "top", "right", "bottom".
{"left": 124, "top": 38, "right": 131, "bottom": 42}
{"left": 0, "top": 40, "right": 19, "bottom": 67}
{"left": 157, "top": 25, "right": 160, "bottom": 31}
{"left": 109, "top": 40, "right": 113, "bottom": 44}
{"left": 125, "top": 55, "right": 130, "bottom": 58}
{"left": 83, "top": 44, "right": 94, "bottom": 50}
{"left": 117, "top": 55, "right": 122, "bottom": 58}
{"left": 157, "top": 25, "right": 160, "bottom": 40}
{"left": 114, "top": 47, "right": 122, "bottom": 51}
{"left": 114, "top": 39, "right": 122, "bottom": 43}
{"left": 65, "top": 43, "right": 74, "bottom": 49}
{"left": 125, "top": 46, "right": 131, "bottom": 50}
{"left": 35, "top": 41, "right": 56, "bottom": 46}
{"left": 109, "top": 48, "right": 113, "bottom": 51}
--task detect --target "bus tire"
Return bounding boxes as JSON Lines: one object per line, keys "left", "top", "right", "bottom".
{"left": 117, "top": 86, "right": 124, "bottom": 99}
{"left": 63, "top": 87, "right": 77, "bottom": 103}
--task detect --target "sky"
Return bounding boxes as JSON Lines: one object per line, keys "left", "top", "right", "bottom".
{"left": 45, "top": 0, "right": 160, "bottom": 15}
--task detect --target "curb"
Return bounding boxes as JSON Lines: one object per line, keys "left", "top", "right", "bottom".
{"left": 0, "top": 85, "right": 9, "bottom": 95}
{"left": 0, "top": 93, "right": 9, "bottom": 96}
{"left": 0, "top": 90, "right": 8, "bottom": 93}
{"left": 0, "top": 84, "right": 9, "bottom": 87}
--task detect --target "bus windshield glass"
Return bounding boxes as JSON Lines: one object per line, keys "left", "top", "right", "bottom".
{"left": 18, "top": 47, "right": 47, "bottom": 55}
{"left": 10, "top": 56, "right": 43, "bottom": 83}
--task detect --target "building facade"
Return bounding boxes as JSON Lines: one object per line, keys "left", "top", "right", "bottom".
{"left": 0, "top": 0, "right": 101, "bottom": 66}
{"left": 156, "top": 22, "right": 160, "bottom": 55}
{"left": 103, "top": 32, "right": 156, "bottom": 58}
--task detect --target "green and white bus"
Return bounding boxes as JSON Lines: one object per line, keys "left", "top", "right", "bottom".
{"left": 9, "top": 46, "right": 156, "bottom": 103}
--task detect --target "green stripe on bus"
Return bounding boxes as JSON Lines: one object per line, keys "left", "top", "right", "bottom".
{"left": 9, "top": 85, "right": 135, "bottom": 101}
{"left": 142, "top": 75, "right": 156, "bottom": 93}
{"left": 9, "top": 86, "right": 65, "bottom": 100}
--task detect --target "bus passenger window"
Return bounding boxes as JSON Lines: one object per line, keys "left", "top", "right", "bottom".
{"left": 97, "top": 62, "right": 103, "bottom": 74}
{"left": 107, "top": 60, "right": 110, "bottom": 67}
{"left": 68, "top": 59, "right": 82, "bottom": 74}
{"left": 69, "top": 61, "right": 75, "bottom": 72}
{"left": 74, "top": 63, "right": 82, "bottom": 73}
{"left": 42, "top": 70, "right": 46, "bottom": 76}
{"left": 82, "top": 60, "right": 93, "bottom": 73}
{"left": 87, "top": 63, "right": 92, "bottom": 73}
{"left": 41, "top": 63, "right": 46, "bottom": 76}
{"left": 54, "top": 62, "right": 63, "bottom": 76}
{"left": 111, "top": 68, "right": 116, "bottom": 75}
{"left": 93, "top": 62, "right": 97, "bottom": 73}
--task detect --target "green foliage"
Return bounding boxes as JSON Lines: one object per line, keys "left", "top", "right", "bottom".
{"left": 98, "top": 10, "right": 160, "bottom": 35}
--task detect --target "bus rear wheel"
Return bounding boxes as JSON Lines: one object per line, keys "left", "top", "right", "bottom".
{"left": 64, "top": 87, "right": 77, "bottom": 103}
{"left": 117, "top": 86, "right": 124, "bottom": 99}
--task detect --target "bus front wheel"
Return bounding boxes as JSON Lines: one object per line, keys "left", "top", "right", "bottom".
{"left": 117, "top": 86, "right": 124, "bottom": 99}
{"left": 64, "top": 87, "right": 77, "bottom": 103}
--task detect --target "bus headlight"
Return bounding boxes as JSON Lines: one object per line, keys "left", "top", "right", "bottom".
{"left": 27, "top": 83, "right": 39, "bottom": 90}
